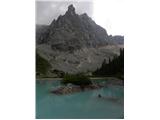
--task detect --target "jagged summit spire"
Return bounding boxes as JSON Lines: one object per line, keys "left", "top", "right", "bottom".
{"left": 66, "top": 4, "right": 76, "bottom": 15}
{"left": 68, "top": 4, "right": 75, "bottom": 11}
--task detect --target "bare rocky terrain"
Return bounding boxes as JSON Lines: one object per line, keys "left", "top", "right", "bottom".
{"left": 36, "top": 4, "right": 124, "bottom": 76}
{"left": 37, "top": 44, "right": 123, "bottom": 74}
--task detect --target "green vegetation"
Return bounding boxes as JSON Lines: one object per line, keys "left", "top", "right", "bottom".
{"left": 50, "top": 69, "right": 65, "bottom": 77}
{"left": 61, "top": 73, "right": 92, "bottom": 86}
{"left": 36, "top": 52, "right": 51, "bottom": 75}
{"left": 93, "top": 48, "right": 124, "bottom": 79}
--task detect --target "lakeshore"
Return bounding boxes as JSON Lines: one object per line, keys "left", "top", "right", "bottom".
{"left": 36, "top": 77, "right": 123, "bottom": 95}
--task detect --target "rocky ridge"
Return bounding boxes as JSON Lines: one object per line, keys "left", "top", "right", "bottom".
{"left": 36, "top": 4, "right": 124, "bottom": 75}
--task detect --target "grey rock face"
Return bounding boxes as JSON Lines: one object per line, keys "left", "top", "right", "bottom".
{"left": 66, "top": 4, "right": 76, "bottom": 16}
{"left": 37, "top": 44, "right": 123, "bottom": 74}
{"left": 109, "top": 35, "right": 124, "bottom": 45}
{"left": 37, "top": 4, "right": 109, "bottom": 51}
{"left": 36, "top": 4, "right": 124, "bottom": 74}
{"left": 36, "top": 25, "right": 49, "bottom": 44}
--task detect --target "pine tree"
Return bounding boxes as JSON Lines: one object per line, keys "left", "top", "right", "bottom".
{"left": 93, "top": 48, "right": 124, "bottom": 77}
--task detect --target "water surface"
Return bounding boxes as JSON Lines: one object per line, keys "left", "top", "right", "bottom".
{"left": 36, "top": 80, "right": 124, "bottom": 119}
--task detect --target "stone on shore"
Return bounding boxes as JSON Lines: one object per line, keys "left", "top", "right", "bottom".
{"left": 50, "top": 83, "right": 103, "bottom": 95}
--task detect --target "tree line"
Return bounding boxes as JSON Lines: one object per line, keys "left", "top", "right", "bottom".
{"left": 93, "top": 48, "right": 124, "bottom": 79}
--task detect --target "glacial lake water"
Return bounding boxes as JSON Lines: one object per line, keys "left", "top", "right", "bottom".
{"left": 36, "top": 80, "right": 124, "bottom": 119}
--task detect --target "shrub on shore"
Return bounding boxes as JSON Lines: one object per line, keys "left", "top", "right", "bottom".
{"left": 61, "top": 73, "right": 92, "bottom": 86}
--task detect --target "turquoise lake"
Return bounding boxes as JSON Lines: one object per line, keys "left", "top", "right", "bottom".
{"left": 36, "top": 80, "right": 124, "bottom": 119}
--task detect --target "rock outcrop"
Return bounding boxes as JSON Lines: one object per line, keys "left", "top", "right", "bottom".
{"left": 51, "top": 83, "right": 103, "bottom": 95}
{"left": 46, "top": 4, "right": 109, "bottom": 51}
{"left": 50, "top": 78, "right": 123, "bottom": 95}
{"left": 36, "top": 4, "right": 124, "bottom": 75}
{"left": 36, "top": 25, "right": 49, "bottom": 44}
{"left": 109, "top": 35, "right": 124, "bottom": 45}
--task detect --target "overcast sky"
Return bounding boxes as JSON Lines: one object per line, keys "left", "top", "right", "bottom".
{"left": 36, "top": 0, "right": 124, "bottom": 35}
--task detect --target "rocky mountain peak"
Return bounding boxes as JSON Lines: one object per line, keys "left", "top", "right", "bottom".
{"left": 36, "top": 4, "right": 124, "bottom": 74}
{"left": 66, "top": 4, "right": 76, "bottom": 15}
{"left": 37, "top": 4, "right": 110, "bottom": 52}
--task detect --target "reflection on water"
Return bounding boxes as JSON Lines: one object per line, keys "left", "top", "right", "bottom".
{"left": 36, "top": 80, "right": 124, "bottom": 119}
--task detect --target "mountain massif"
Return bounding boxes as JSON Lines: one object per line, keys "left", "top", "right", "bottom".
{"left": 36, "top": 4, "right": 124, "bottom": 77}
